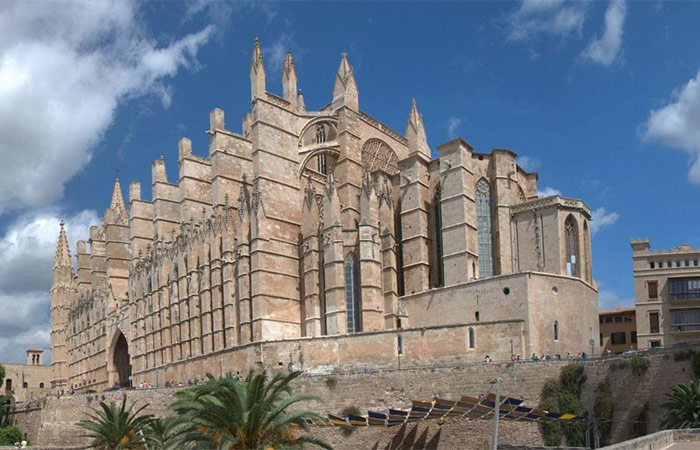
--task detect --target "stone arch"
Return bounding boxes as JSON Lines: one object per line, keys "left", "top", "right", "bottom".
{"left": 298, "top": 117, "right": 339, "bottom": 148}
{"left": 108, "top": 329, "right": 132, "bottom": 388}
{"left": 299, "top": 147, "right": 341, "bottom": 180}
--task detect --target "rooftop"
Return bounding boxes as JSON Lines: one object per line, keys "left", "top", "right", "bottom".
{"left": 599, "top": 307, "right": 635, "bottom": 315}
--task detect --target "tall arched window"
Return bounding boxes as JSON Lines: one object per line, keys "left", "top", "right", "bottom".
{"left": 434, "top": 192, "right": 444, "bottom": 287}
{"left": 554, "top": 320, "right": 559, "bottom": 340}
{"left": 565, "top": 215, "right": 579, "bottom": 277}
{"left": 395, "top": 202, "right": 405, "bottom": 296}
{"left": 344, "top": 254, "right": 361, "bottom": 333}
{"left": 476, "top": 178, "right": 494, "bottom": 278}
{"left": 583, "top": 221, "right": 592, "bottom": 282}
{"left": 468, "top": 327, "right": 476, "bottom": 349}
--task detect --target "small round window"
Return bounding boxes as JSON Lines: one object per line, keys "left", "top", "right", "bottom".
{"left": 552, "top": 287, "right": 559, "bottom": 295}
{"left": 503, "top": 287, "right": 510, "bottom": 295}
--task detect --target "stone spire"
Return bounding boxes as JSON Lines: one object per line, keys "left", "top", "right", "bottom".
{"left": 405, "top": 98, "right": 431, "bottom": 161}
{"left": 110, "top": 176, "right": 127, "bottom": 216}
{"left": 332, "top": 52, "right": 358, "bottom": 110}
{"left": 53, "top": 220, "right": 72, "bottom": 269}
{"left": 250, "top": 37, "right": 266, "bottom": 100}
{"left": 282, "top": 52, "right": 297, "bottom": 108}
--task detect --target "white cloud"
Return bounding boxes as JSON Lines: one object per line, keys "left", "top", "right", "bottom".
{"left": 641, "top": 69, "right": 700, "bottom": 184}
{"left": 506, "top": 0, "right": 586, "bottom": 41}
{"left": 264, "top": 34, "right": 297, "bottom": 75}
{"left": 0, "top": 0, "right": 214, "bottom": 214}
{"left": 447, "top": 117, "right": 462, "bottom": 139}
{"left": 581, "top": 0, "right": 627, "bottom": 66}
{"left": 537, "top": 186, "right": 562, "bottom": 197}
{"left": 598, "top": 288, "right": 634, "bottom": 310}
{"left": 0, "top": 209, "right": 99, "bottom": 362}
{"left": 590, "top": 206, "right": 619, "bottom": 234}
{"left": 516, "top": 155, "right": 542, "bottom": 172}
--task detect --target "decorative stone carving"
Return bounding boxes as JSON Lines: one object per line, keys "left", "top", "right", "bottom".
{"left": 361, "top": 139, "right": 400, "bottom": 177}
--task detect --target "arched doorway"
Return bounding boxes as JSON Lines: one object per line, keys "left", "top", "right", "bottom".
{"left": 111, "top": 331, "right": 132, "bottom": 388}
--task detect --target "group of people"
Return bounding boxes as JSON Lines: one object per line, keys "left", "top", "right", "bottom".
{"left": 505, "top": 352, "right": 590, "bottom": 363}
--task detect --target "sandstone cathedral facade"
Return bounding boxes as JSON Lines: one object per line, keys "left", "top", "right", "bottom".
{"left": 50, "top": 40, "right": 599, "bottom": 392}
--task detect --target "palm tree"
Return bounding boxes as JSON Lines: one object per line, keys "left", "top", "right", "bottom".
{"left": 169, "top": 370, "right": 332, "bottom": 449}
{"left": 76, "top": 397, "right": 153, "bottom": 449}
{"left": 143, "top": 416, "right": 186, "bottom": 450}
{"left": 661, "top": 379, "right": 700, "bottom": 429}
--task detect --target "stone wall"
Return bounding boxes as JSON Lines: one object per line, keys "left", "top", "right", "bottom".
{"left": 9, "top": 346, "right": 698, "bottom": 449}
{"left": 130, "top": 320, "right": 526, "bottom": 388}
{"left": 401, "top": 271, "right": 598, "bottom": 357}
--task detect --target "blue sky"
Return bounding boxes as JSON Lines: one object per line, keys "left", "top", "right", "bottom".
{"left": 1, "top": 0, "right": 699, "bottom": 362}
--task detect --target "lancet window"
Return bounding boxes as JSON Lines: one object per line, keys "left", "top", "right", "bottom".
{"left": 476, "top": 178, "right": 494, "bottom": 278}
{"left": 433, "top": 191, "right": 444, "bottom": 287}
{"left": 565, "top": 215, "right": 579, "bottom": 277}
{"left": 344, "top": 253, "right": 361, "bottom": 333}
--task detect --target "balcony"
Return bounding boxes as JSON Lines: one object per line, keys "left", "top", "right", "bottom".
{"left": 671, "top": 323, "right": 700, "bottom": 332}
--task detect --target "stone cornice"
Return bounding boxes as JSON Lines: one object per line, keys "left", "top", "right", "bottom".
{"left": 510, "top": 195, "right": 591, "bottom": 217}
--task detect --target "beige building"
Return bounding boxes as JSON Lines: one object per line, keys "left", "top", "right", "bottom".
{"left": 2, "top": 350, "right": 52, "bottom": 402}
{"left": 599, "top": 307, "right": 636, "bottom": 354}
{"left": 50, "top": 41, "right": 599, "bottom": 392}
{"left": 632, "top": 239, "right": 700, "bottom": 349}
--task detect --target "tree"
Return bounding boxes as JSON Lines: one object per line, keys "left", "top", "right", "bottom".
{"left": 143, "top": 417, "right": 186, "bottom": 450}
{"left": 0, "top": 363, "right": 8, "bottom": 427}
{"left": 169, "top": 370, "right": 332, "bottom": 449}
{"left": 76, "top": 397, "right": 154, "bottom": 449}
{"left": 661, "top": 379, "right": 700, "bottom": 429}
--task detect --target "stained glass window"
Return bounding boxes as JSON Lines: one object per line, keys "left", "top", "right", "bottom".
{"left": 345, "top": 253, "right": 361, "bottom": 333}
{"left": 476, "top": 178, "right": 493, "bottom": 278}
{"left": 565, "top": 216, "right": 579, "bottom": 277}
{"left": 434, "top": 192, "right": 444, "bottom": 287}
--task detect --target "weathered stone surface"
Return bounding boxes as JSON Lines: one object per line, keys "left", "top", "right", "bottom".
{"left": 42, "top": 40, "right": 598, "bottom": 397}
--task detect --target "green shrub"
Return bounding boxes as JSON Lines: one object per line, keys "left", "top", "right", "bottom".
{"left": 543, "top": 421, "right": 564, "bottom": 446}
{"left": 541, "top": 379, "right": 561, "bottom": 400}
{"left": 560, "top": 364, "right": 586, "bottom": 396}
{"left": 325, "top": 376, "right": 338, "bottom": 390}
{"left": 630, "top": 355, "right": 650, "bottom": 376}
{"left": 0, "top": 426, "right": 22, "bottom": 446}
{"left": 674, "top": 349, "right": 695, "bottom": 362}
{"left": 539, "top": 365, "right": 588, "bottom": 447}
{"left": 691, "top": 353, "right": 700, "bottom": 378}
{"left": 628, "top": 401, "right": 649, "bottom": 438}
{"left": 595, "top": 378, "right": 614, "bottom": 446}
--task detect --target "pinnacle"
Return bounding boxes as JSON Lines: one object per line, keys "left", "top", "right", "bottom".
{"left": 409, "top": 98, "right": 422, "bottom": 129}
{"left": 110, "top": 177, "right": 126, "bottom": 216}
{"left": 337, "top": 52, "right": 352, "bottom": 80}
{"left": 54, "top": 220, "right": 72, "bottom": 269}
{"left": 252, "top": 37, "right": 263, "bottom": 65}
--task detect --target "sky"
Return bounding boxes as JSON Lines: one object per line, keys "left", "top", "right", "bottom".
{"left": 0, "top": 0, "right": 699, "bottom": 363}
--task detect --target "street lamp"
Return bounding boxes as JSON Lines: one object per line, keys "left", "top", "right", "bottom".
{"left": 490, "top": 377, "right": 502, "bottom": 450}
{"left": 510, "top": 339, "right": 514, "bottom": 359}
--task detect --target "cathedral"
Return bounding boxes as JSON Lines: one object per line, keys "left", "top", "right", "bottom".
{"left": 50, "top": 40, "right": 599, "bottom": 392}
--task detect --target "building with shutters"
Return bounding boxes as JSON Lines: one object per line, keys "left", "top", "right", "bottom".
{"left": 599, "top": 307, "right": 637, "bottom": 354}
{"left": 49, "top": 40, "right": 599, "bottom": 393}
{"left": 632, "top": 239, "right": 700, "bottom": 349}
